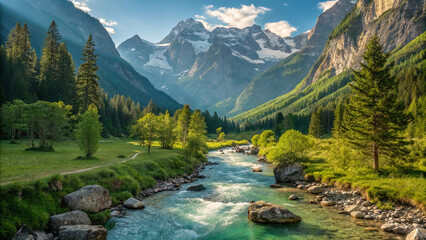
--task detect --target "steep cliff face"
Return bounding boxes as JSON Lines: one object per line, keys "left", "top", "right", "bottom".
{"left": 231, "top": 0, "right": 425, "bottom": 123}
{"left": 305, "top": 0, "right": 425, "bottom": 86}
{"left": 0, "top": 0, "right": 181, "bottom": 109}
{"left": 230, "top": 0, "right": 355, "bottom": 116}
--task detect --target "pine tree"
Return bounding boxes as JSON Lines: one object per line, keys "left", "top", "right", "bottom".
{"left": 345, "top": 36, "right": 410, "bottom": 171}
{"left": 39, "top": 21, "right": 61, "bottom": 101}
{"left": 76, "top": 34, "right": 101, "bottom": 112}
{"left": 4, "top": 22, "right": 38, "bottom": 101}
{"left": 309, "top": 108, "right": 322, "bottom": 138}
{"left": 57, "top": 42, "right": 76, "bottom": 106}
{"left": 332, "top": 102, "right": 345, "bottom": 140}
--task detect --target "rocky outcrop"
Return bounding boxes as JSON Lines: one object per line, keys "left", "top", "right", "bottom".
{"left": 304, "top": 0, "right": 425, "bottom": 86}
{"left": 187, "top": 184, "right": 206, "bottom": 191}
{"left": 406, "top": 228, "right": 426, "bottom": 240}
{"left": 273, "top": 162, "right": 304, "bottom": 183}
{"left": 58, "top": 225, "right": 107, "bottom": 240}
{"left": 64, "top": 185, "right": 111, "bottom": 213}
{"left": 248, "top": 201, "right": 302, "bottom": 224}
{"left": 123, "top": 198, "right": 145, "bottom": 209}
{"left": 12, "top": 225, "right": 37, "bottom": 240}
{"left": 49, "top": 210, "right": 91, "bottom": 235}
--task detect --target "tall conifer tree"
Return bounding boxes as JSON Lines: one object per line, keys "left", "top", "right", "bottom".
{"left": 345, "top": 36, "right": 410, "bottom": 171}
{"left": 309, "top": 108, "right": 322, "bottom": 138}
{"left": 39, "top": 21, "right": 61, "bottom": 101}
{"left": 76, "top": 34, "right": 101, "bottom": 112}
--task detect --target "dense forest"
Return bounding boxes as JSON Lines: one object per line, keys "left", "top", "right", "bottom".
{"left": 0, "top": 21, "right": 239, "bottom": 140}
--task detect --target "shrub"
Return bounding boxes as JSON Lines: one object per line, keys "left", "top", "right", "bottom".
{"left": 266, "top": 130, "right": 312, "bottom": 166}
{"left": 258, "top": 130, "right": 276, "bottom": 147}
{"left": 251, "top": 134, "right": 260, "bottom": 147}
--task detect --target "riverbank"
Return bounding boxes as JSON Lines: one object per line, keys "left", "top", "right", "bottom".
{"left": 246, "top": 146, "right": 426, "bottom": 238}
{"left": 0, "top": 138, "right": 245, "bottom": 239}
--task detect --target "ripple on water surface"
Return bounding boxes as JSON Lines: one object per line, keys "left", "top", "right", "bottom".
{"left": 107, "top": 150, "right": 398, "bottom": 240}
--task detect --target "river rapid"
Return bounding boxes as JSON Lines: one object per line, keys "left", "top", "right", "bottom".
{"left": 107, "top": 148, "right": 397, "bottom": 240}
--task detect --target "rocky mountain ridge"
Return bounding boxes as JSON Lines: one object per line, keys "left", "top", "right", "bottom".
{"left": 118, "top": 18, "right": 307, "bottom": 111}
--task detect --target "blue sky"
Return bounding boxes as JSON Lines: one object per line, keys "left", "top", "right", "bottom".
{"left": 70, "top": 0, "right": 339, "bottom": 45}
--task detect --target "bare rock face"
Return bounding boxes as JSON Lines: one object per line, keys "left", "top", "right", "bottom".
{"left": 49, "top": 210, "right": 91, "bottom": 235}
{"left": 273, "top": 162, "right": 304, "bottom": 183}
{"left": 406, "top": 228, "right": 426, "bottom": 240}
{"left": 248, "top": 201, "right": 302, "bottom": 224}
{"left": 64, "top": 185, "right": 112, "bottom": 213}
{"left": 305, "top": 0, "right": 425, "bottom": 85}
{"left": 58, "top": 225, "right": 107, "bottom": 240}
{"left": 123, "top": 198, "right": 145, "bottom": 209}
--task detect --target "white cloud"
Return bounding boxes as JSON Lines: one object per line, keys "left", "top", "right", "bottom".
{"left": 195, "top": 19, "right": 226, "bottom": 31}
{"left": 69, "top": 0, "right": 91, "bottom": 13}
{"left": 99, "top": 18, "right": 118, "bottom": 27}
{"left": 264, "top": 20, "right": 297, "bottom": 38}
{"left": 318, "top": 0, "right": 338, "bottom": 12}
{"left": 200, "top": 4, "right": 270, "bottom": 29}
{"left": 283, "top": 3, "right": 288, "bottom": 6}
{"left": 195, "top": 14, "right": 206, "bottom": 20}
{"left": 104, "top": 27, "right": 115, "bottom": 34}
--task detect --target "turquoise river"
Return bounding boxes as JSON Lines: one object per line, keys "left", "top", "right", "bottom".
{"left": 107, "top": 148, "right": 398, "bottom": 240}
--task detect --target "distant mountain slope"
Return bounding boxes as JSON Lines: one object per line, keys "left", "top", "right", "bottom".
{"left": 230, "top": 0, "right": 356, "bottom": 116}
{"left": 118, "top": 19, "right": 307, "bottom": 112}
{"left": 0, "top": 0, "right": 181, "bottom": 110}
{"left": 232, "top": 0, "right": 425, "bottom": 123}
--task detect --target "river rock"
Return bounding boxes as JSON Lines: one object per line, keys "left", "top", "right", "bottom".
{"left": 381, "top": 223, "right": 396, "bottom": 232}
{"left": 273, "top": 163, "right": 304, "bottom": 183}
{"left": 248, "top": 201, "right": 302, "bottom": 224}
{"left": 307, "top": 186, "right": 322, "bottom": 194}
{"left": 58, "top": 225, "right": 107, "bottom": 240}
{"left": 12, "top": 225, "right": 37, "bottom": 240}
{"left": 320, "top": 200, "right": 334, "bottom": 206}
{"left": 187, "top": 184, "right": 206, "bottom": 191}
{"left": 252, "top": 168, "right": 262, "bottom": 172}
{"left": 288, "top": 194, "right": 299, "bottom": 200}
{"left": 270, "top": 184, "right": 282, "bottom": 188}
{"left": 351, "top": 211, "right": 364, "bottom": 219}
{"left": 344, "top": 205, "right": 358, "bottom": 213}
{"left": 123, "top": 198, "right": 145, "bottom": 209}
{"left": 49, "top": 210, "right": 91, "bottom": 235}
{"left": 35, "top": 231, "right": 52, "bottom": 240}
{"left": 406, "top": 228, "right": 426, "bottom": 240}
{"left": 64, "top": 185, "right": 111, "bottom": 213}
{"left": 393, "top": 225, "right": 408, "bottom": 234}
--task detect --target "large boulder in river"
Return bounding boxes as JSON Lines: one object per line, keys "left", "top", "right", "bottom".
{"left": 64, "top": 185, "right": 111, "bottom": 213}
{"left": 406, "top": 228, "right": 426, "bottom": 240}
{"left": 307, "top": 186, "right": 322, "bottom": 194}
{"left": 273, "top": 163, "right": 304, "bottom": 183}
{"left": 58, "top": 225, "right": 107, "bottom": 240}
{"left": 187, "top": 184, "right": 206, "bottom": 191}
{"left": 49, "top": 210, "right": 91, "bottom": 235}
{"left": 123, "top": 198, "right": 145, "bottom": 209}
{"left": 248, "top": 201, "right": 302, "bottom": 224}
{"left": 12, "top": 225, "right": 37, "bottom": 240}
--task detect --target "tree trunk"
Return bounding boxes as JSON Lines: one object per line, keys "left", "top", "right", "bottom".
{"left": 372, "top": 143, "right": 379, "bottom": 171}
{"left": 147, "top": 144, "right": 151, "bottom": 154}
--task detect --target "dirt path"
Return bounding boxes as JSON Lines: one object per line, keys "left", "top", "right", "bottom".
{"left": 60, "top": 151, "right": 142, "bottom": 175}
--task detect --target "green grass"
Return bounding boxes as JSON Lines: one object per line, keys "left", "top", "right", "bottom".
{"left": 1, "top": 138, "right": 153, "bottom": 184}
{"left": 302, "top": 139, "right": 426, "bottom": 211}
{"left": 206, "top": 140, "right": 249, "bottom": 150}
{"left": 0, "top": 139, "right": 202, "bottom": 239}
